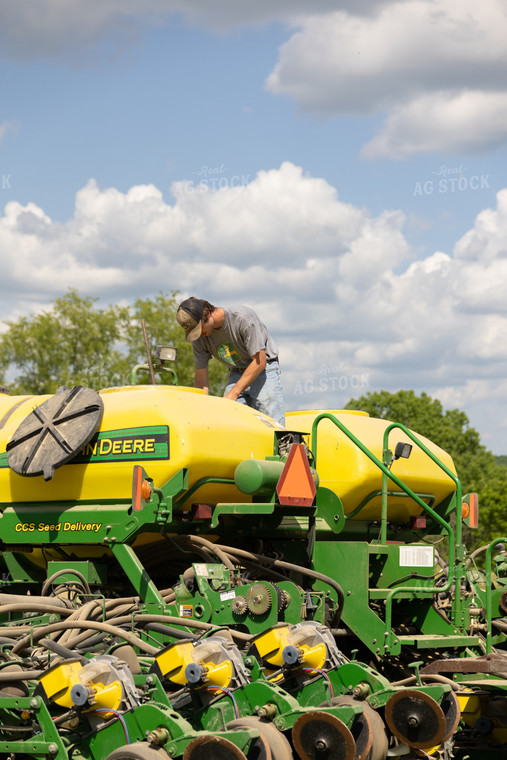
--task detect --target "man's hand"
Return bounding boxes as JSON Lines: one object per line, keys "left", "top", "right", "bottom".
{"left": 226, "top": 351, "right": 267, "bottom": 400}
{"left": 195, "top": 368, "right": 209, "bottom": 394}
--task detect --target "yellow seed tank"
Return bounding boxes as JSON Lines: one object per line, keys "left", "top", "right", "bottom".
{"left": 0, "top": 386, "right": 281, "bottom": 507}
{"left": 286, "top": 409, "right": 457, "bottom": 522}
{"left": 0, "top": 388, "right": 457, "bottom": 521}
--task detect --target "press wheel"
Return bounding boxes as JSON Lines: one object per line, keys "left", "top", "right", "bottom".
{"left": 361, "top": 703, "right": 388, "bottom": 760}
{"left": 106, "top": 742, "right": 172, "bottom": 760}
{"left": 292, "top": 711, "right": 356, "bottom": 760}
{"left": 440, "top": 690, "right": 461, "bottom": 742}
{"left": 227, "top": 716, "right": 293, "bottom": 760}
{"left": 322, "top": 695, "right": 388, "bottom": 760}
{"left": 183, "top": 735, "right": 248, "bottom": 760}
{"left": 318, "top": 697, "right": 371, "bottom": 760}
{"left": 384, "top": 689, "right": 446, "bottom": 749}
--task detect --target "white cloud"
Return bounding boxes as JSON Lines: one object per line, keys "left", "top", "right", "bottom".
{"left": 454, "top": 188, "right": 507, "bottom": 264}
{"left": 0, "top": 163, "right": 403, "bottom": 304}
{"left": 361, "top": 91, "right": 507, "bottom": 159}
{"left": 433, "top": 379, "right": 507, "bottom": 451}
{"left": 267, "top": 2, "right": 507, "bottom": 111}
{"left": 451, "top": 189, "right": 507, "bottom": 314}
{"left": 3, "top": 0, "right": 506, "bottom": 159}
{"left": 266, "top": 0, "right": 507, "bottom": 156}
{"left": 171, "top": 162, "right": 369, "bottom": 266}
{"left": 0, "top": 166, "right": 337, "bottom": 296}
{"left": 151, "top": 0, "right": 392, "bottom": 29}
{"left": 0, "top": 0, "right": 387, "bottom": 59}
{"left": 1, "top": 166, "right": 507, "bottom": 450}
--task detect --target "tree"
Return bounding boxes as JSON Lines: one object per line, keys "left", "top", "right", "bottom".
{"left": 345, "top": 390, "right": 507, "bottom": 545}
{"left": 0, "top": 290, "right": 227, "bottom": 397}
{"left": 0, "top": 291, "right": 128, "bottom": 395}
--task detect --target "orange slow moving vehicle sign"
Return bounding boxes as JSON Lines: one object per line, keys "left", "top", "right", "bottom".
{"left": 276, "top": 443, "right": 316, "bottom": 507}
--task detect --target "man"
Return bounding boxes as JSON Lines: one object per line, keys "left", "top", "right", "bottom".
{"left": 176, "top": 297, "right": 285, "bottom": 426}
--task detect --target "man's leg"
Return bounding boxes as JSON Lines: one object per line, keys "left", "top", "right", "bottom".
{"left": 248, "top": 363, "right": 285, "bottom": 427}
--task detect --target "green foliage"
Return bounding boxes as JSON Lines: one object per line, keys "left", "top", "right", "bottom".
{"left": 0, "top": 291, "right": 128, "bottom": 395}
{"left": 345, "top": 389, "right": 506, "bottom": 545}
{"left": 0, "top": 289, "right": 227, "bottom": 397}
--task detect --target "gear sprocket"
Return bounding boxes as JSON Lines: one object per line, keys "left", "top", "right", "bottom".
{"left": 246, "top": 584, "right": 272, "bottom": 615}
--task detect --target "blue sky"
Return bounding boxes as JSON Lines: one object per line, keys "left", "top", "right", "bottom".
{"left": 1, "top": 1, "right": 507, "bottom": 453}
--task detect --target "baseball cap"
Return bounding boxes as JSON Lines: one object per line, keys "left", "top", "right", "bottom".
{"left": 176, "top": 297, "right": 204, "bottom": 342}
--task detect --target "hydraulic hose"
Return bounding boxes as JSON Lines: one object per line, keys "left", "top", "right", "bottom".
{"left": 38, "top": 637, "right": 88, "bottom": 665}
{"left": 176, "top": 535, "right": 236, "bottom": 571}
{"left": 0, "top": 669, "right": 44, "bottom": 681}
{"left": 140, "top": 623, "right": 199, "bottom": 641}
{"left": 390, "top": 673, "right": 460, "bottom": 690}
{"left": 41, "top": 568, "right": 91, "bottom": 597}
{"left": 11, "top": 620, "right": 160, "bottom": 656}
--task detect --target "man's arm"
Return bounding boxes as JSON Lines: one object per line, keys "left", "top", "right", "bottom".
{"left": 195, "top": 367, "right": 210, "bottom": 394}
{"left": 224, "top": 350, "right": 267, "bottom": 401}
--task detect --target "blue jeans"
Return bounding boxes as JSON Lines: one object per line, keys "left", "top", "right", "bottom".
{"left": 224, "top": 361, "right": 285, "bottom": 427}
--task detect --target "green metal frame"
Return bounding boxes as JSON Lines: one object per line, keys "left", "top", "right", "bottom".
{"left": 308, "top": 412, "right": 478, "bottom": 654}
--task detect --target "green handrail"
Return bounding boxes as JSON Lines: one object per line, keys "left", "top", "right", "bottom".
{"left": 381, "top": 423, "right": 463, "bottom": 628}
{"left": 382, "top": 422, "right": 462, "bottom": 544}
{"left": 130, "top": 364, "right": 178, "bottom": 385}
{"left": 310, "top": 413, "right": 459, "bottom": 638}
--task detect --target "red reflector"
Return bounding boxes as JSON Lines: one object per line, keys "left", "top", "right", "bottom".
{"left": 410, "top": 515, "right": 426, "bottom": 530}
{"left": 191, "top": 503, "right": 214, "bottom": 520}
{"left": 141, "top": 479, "right": 152, "bottom": 501}
{"left": 276, "top": 444, "right": 316, "bottom": 507}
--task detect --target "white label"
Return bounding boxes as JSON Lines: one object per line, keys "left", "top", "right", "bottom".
{"left": 220, "top": 590, "right": 236, "bottom": 601}
{"left": 399, "top": 545, "right": 434, "bottom": 567}
{"left": 194, "top": 564, "right": 209, "bottom": 577}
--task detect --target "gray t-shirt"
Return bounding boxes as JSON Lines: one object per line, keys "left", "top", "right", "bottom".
{"left": 192, "top": 306, "right": 279, "bottom": 370}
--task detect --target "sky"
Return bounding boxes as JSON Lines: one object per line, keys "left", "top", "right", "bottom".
{"left": 1, "top": 0, "right": 507, "bottom": 454}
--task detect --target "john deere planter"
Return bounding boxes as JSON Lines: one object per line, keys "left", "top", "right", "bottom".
{"left": 0, "top": 383, "right": 507, "bottom": 759}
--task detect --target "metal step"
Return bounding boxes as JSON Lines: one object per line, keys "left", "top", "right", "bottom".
{"left": 396, "top": 633, "right": 481, "bottom": 649}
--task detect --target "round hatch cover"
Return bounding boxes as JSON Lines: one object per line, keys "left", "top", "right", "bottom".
{"left": 7, "top": 386, "right": 103, "bottom": 481}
